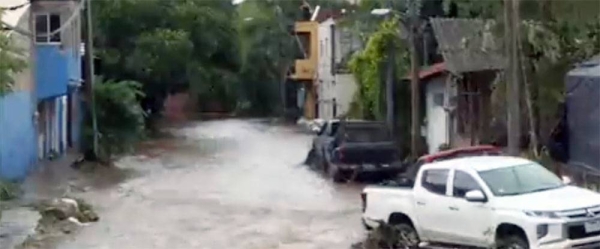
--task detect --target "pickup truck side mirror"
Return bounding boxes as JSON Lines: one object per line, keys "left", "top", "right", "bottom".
{"left": 561, "top": 175, "right": 572, "bottom": 185}
{"left": 465, "top": 190, "right": 487, "bottom": 203}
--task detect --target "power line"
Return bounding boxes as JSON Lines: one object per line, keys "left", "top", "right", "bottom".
{"left": 1, "top": 0, "right": 86, "bottom": 38}
{"left": 0, "top": 1, "right": 29, "bottom": 11}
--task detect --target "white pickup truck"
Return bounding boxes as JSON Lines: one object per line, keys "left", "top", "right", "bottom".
{"left": 362, "top": 156, "right": 600, "bottom": 249}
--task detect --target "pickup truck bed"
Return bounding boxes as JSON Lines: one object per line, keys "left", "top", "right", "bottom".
{"left": 332, "top": 141, "right": 397, "bottom": 164}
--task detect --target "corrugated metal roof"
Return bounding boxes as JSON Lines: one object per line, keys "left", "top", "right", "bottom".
{"left": 430, "top": 18, "right": 505, "bottom": 74}
{"left": 0, "top": 0, "right": 29, "bottom": 27}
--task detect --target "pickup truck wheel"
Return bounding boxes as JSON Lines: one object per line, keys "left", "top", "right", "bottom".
{"left": 496, "top": 235, "right": 529, "bottom": 249}
{"left": 390, "top": 223, "right": 420, "bottom": 249}
{"left": 305, "top": 148, "right": 316, "bottom": 166}
{"left": 329, "top": 165, "right": 349, "bottom": 183}
{"left": 320, "top": 150, "right": 329, "bottom": 173}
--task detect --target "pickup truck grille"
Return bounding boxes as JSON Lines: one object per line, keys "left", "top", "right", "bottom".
{"left": 567, "top": 224, "right": 600, "bottom": 240}
{"left": 559, "top": 205, "right": 600, "bottom": 219}
{"left": 567, "top": 211, "right": 600, "bottom": 219}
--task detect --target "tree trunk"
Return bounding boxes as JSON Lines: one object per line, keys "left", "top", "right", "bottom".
{"left": 410, "top": 2, "right": 421, "bottom": 158}
{"left": 518, "top": 30, "right": 540, "bottom": 158}
{"left": 506, "top": 0, "right": 521, "bottom": 156}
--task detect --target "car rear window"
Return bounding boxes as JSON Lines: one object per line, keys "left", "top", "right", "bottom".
{"left": 344, "top": 126, "right": 390, "bottom": 142}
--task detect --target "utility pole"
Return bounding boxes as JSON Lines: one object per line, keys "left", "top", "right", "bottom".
{"left": 385, "top": 0, "right": 395, "bottom": 135}
{"left": 505, "top": 0, "right": 520, "bottom": 156}
{"left": 409, "top": 1, "right": 421, "bottom": 158}
{"left": 83, "top": 0, "right": 98, "bottom": 158}
{"left": 385, "top": 39, "right": 395, "bottom": 134}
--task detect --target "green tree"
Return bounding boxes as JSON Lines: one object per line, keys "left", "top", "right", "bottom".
{"left": 84, "top": 79, "right": 146, "bottom": 161}
{"left": 451, "top": 0, "right": 599, "bottom": 152}
{"left": 348, "top": 18, "right": 410, "bottom": 119}
{"left": 92, "top": 0, "right": 241, "bottom": 115}
{"left": 0, "top": 11, "right": 27, "bottom": 96}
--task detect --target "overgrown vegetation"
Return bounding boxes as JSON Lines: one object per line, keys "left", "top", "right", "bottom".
{"left": 84, "top": 79, "right": 146, "bottom": 161}
{"left": 347, "top": 17, "right": 413, "bottom": 153}
{"left": 0, "top": 180, "right": 20, "bottom": 201}
{"left": 453, "top": 0, "right": 600, "bottom": 157}
{"left": 348, "top": 18, "right": 409, "bottom": 120}
{"left": 92, "top": 0, "right": 240, "bottom": 115}
{"left": 0, "top": 11, "right": 27, "bottom": 96}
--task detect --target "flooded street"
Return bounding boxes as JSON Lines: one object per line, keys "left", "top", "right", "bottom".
{"left": 55, "top": 119, "right": 365, "bottom": 249}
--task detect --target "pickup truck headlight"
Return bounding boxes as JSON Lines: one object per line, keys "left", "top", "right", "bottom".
{"left": 524, "top": 211, "right": 560, "bottom": 219}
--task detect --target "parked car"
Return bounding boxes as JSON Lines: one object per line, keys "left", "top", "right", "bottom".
{"left": 384, "top": 145, "right": 502, "bottom": 187}
{"left": 318, "top": 120, "right": 402, "bottom": 182}
{"left": 361, "top": 156, "right": 600, "bottom": 249}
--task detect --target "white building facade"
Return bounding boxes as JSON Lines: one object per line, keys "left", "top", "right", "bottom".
{"left": 316, "top": 17, "right": 359, "bottom": 120}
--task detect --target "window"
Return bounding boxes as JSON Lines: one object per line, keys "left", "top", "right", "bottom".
{"left": 35, "top": 13, "right": 61, "bottom": 43}
{"left": 328, "top": 122, "right": 340, "bottom": 136}
{"left": 325, "top": 38, "right": 328, "bottom": 57}
{"left": 295, "top": 32, "right": 310, "bottom": 59}
{"left": 421, "top": 169, "right": 449, "bottom": 195}
{"left": 453, "top": 170, "right": 481, "bottom": 198}
{"left": 320, "top": 40, "right": 324, "bottom": 57}
{"left": 330, "top": 24, "right": 336, "bottom": 75}
{"left": 479, "top": 163, "right": 564, "bottom": 196}
{"left": 433, "top": 93, "right": 444, "bottom": 107}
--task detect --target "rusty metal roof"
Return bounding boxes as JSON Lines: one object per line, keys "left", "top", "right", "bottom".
{"left": 430, "top": 18, "right": 505, "bottom": 74}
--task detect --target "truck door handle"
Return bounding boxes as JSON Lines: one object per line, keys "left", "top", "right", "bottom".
{"left": 449, "top": 206, "right": 459, "bottom": 211}
{"left": 416, "top": 201, "right": 426, "bottom": 206}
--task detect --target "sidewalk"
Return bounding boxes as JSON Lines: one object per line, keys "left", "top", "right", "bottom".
{"left": 0, "top": 153, "right": 81, "bottom": 249}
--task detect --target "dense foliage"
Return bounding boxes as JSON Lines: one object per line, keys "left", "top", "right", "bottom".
{"left": 92, "top": 0, "right": 240, "bottom": 114}
{"left": 84, "top": 79, "right": 146, "bottom": 160}
{"left": 0, "top": 11, "right": 27, "bottom": 96}
{"left": 452, "top": 0, "right": 600, "bottom": 149}
{"left": 348, "top": 19, "right": 409, "bottom": 120}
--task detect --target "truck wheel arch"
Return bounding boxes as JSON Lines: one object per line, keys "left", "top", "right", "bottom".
{"left": 388, "top": 212, "right": 415, "bottom": 227}
{"left": 495, "top": 223, "right": 529, "bottom": 247}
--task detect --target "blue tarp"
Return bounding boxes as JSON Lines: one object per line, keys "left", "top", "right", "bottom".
{"left": 565, "top": 54, "right": 600, "bottom": 175}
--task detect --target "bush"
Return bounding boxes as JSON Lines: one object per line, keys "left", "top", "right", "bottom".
{"left": 84, "top": 79, "right": 146, "bottom": 161}
{"left": 0, "top": 180, "right": 20, "bottom": 201}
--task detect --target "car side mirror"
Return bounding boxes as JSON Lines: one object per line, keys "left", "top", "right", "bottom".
{"left": 465, "top": 190, "right": 487, "bottom": 203}
{"left": 312, "top": 126, "right": 322, "bottom": 134}
{"left": 561, "top": 175, "right": 572, "bottom": 185}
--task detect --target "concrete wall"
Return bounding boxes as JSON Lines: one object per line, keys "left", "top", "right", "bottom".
{"left": 0, "top": 92, "right": 37, "bottom": 180}
{"left": 0, "top": 2, "right": 37, "bottom": 180}
{"left": 317, "top": 18, "right": 357, "bottom": 120}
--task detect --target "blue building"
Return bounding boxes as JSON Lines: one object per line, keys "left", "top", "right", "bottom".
{"left": 0, "top": 0, "right": 83, "bottom": 180}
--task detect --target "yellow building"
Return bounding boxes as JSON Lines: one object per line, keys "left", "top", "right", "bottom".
{"left": 289, "top": 21, "right": 319, "bottom": 119}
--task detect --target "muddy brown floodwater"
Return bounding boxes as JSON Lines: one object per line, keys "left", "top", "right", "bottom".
{"left": 54, "top": 119, "right": 366, "bottom": 249}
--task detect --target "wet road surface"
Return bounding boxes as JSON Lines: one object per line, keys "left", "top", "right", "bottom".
{"left": 55, "top": 119, "right": 366, "bottom": 249}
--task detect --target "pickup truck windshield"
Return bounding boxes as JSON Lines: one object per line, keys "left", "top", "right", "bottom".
{"left": 478, "top": 163, "right": 564, "bottom": 196}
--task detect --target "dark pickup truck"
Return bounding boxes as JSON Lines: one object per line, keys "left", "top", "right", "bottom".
{"left": 320, "top": 121, "right": 403, "bottom": 182}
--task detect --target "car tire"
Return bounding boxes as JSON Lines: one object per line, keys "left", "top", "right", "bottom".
{"left": 387, "top": 223, "right": 420, "bottom": 248}
{"left": 496, "top": 235, "right": 529, "bottom": 249}
{"left": 305, "top": 148, "right": 316, "bottom": 166}
{"left": 321, "top": 149, "right": 329, "bottom": 173}
{"left": 362, "top": 219, "right": 373, "bottom": 231}
{"left": 329, "top": 165, "right": 347, "bottom": 183}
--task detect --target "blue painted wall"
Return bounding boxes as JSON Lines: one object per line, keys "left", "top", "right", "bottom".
{"left": 36, "top": 45, "right": 74, "bottom": 100}
{"left": 0, "top": 91, "right": 37, "bottom": 180}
